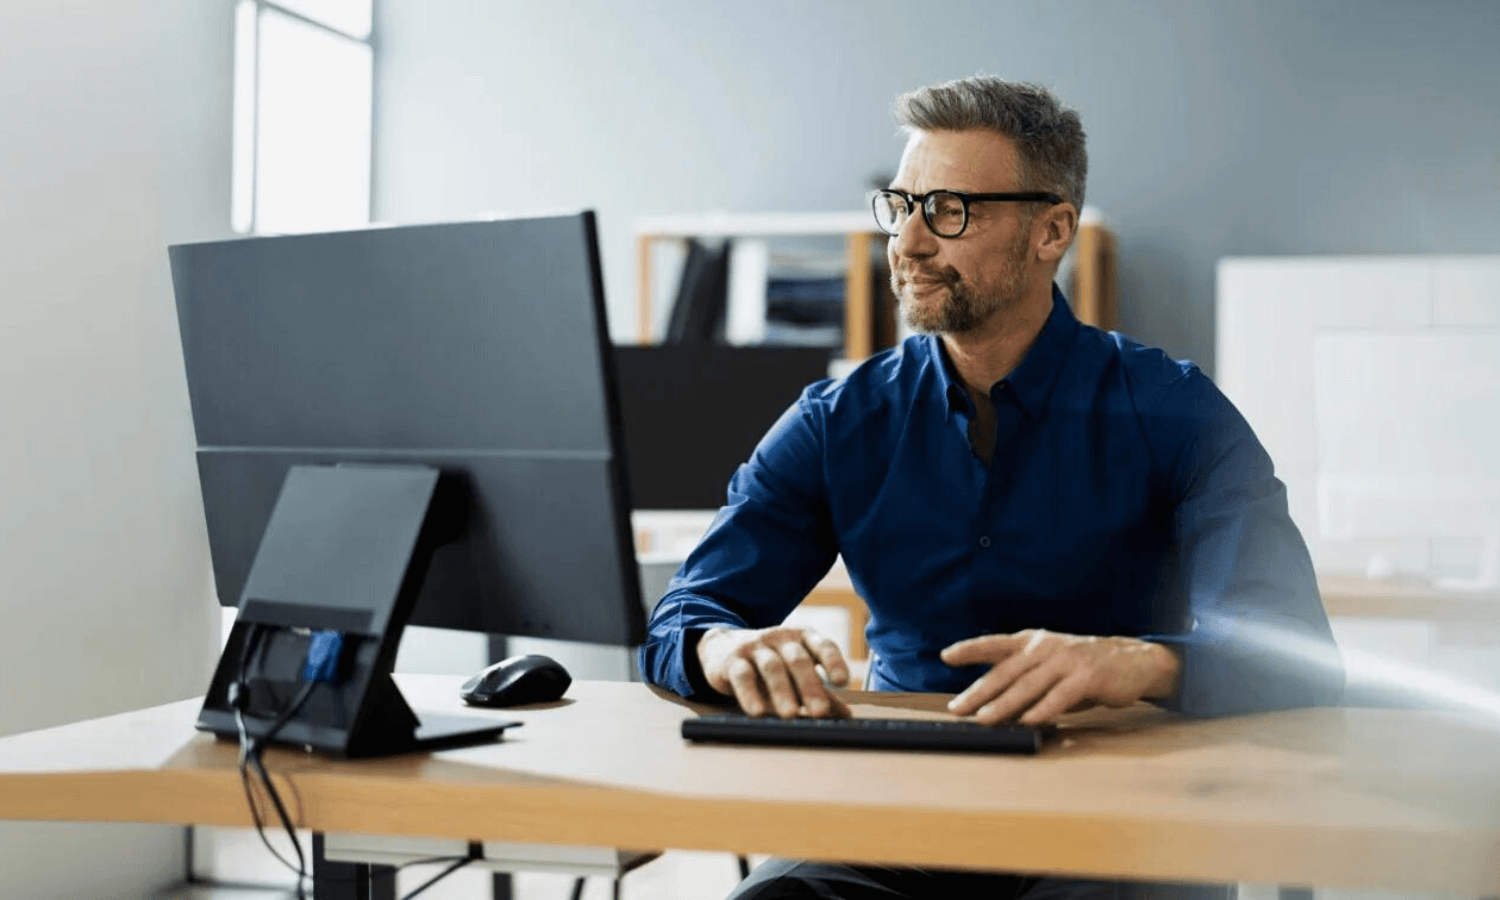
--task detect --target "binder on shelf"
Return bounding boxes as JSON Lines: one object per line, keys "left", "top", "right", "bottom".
{"left": 664, "top": 238, "right": 730, "bottom": 344}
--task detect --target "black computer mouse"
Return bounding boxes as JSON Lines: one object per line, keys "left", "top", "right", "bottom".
{"left": 459, "top": 654, "right": 573, "bottom": 707}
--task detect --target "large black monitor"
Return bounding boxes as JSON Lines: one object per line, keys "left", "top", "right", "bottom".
{"left": 612, "top": 345, "right": 832, "bottom": 510}
{"left": 169, "top": 212, "right": 644, "bottom": 757}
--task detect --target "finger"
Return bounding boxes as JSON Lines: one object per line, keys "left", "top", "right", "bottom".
{"left": 947, "top": 645, "right": 1049, "bottom": 715}
{"left": 751, "top": 646, "right": 801, "bottom": 718}
{"left": 1018, "top": 671, "right": 1091, "bottom": 726}
{"left": 724, "top": 656, "right": 769, "bottom": 717}
{"left": 941, "top": 632, "right": 1026, "bottom": 667}
{"left": 778, "top": 641, "right": 833, "bottom": 717}
{"left": 804, "top": 633, "right": 851, "bottom": 686}
{"left": 975, "top": 659, "right": 1068, "bottom": 725}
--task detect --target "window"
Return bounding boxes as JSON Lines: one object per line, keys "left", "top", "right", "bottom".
{"left": 232, "top": 0, "right": 374, "bottom": 234}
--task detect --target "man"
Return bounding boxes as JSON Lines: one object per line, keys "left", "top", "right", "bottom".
{"left": 639, "top": 76, "right": 1342, "bottom": 899}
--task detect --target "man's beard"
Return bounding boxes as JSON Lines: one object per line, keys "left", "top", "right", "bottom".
{"left": 893, "top": 231, "right": 1029, "bottom": 336}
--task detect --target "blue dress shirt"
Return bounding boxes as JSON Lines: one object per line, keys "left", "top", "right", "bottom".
{"left": 639, "top": 287, "right": 1342, "bottom": 717}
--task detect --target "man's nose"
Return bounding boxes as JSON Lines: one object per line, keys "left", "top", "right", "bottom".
{"left": 889, "top": 209, "right": 938, "bottom": 260}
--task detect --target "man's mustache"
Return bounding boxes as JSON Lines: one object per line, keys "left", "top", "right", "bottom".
{"left": 894, "top": 266, "right": 960, "bottom": 289}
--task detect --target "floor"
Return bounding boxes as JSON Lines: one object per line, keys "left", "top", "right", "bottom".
{"left": 154, "top": 827, "right": 753, "bottom": 900}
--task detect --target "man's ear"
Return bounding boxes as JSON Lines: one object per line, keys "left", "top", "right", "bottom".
{"left": 1034, "top": 203, "right": 1079, "bottom": 265}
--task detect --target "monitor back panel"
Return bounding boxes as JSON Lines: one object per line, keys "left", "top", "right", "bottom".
{"left": 170, "top": 214, "right": 643, "bottom": 645}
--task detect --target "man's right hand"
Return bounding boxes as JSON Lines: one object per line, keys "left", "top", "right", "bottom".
{"left": 696, "top": 625, "right": 852, "bottom": 718}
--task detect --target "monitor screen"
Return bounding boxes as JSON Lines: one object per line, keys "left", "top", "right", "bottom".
{"left": 169, "top": 212, "right": 645, "bottom": 647}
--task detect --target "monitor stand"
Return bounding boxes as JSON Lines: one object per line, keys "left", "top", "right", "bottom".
{"left": 197, "top": 463, "right": 519, "bottom": 758}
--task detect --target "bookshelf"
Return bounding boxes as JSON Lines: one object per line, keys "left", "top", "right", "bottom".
{"left": 1069, "top": 219, "right": 1118, "bottom": 330}
{"left": 634, "top": 212, "right": 1117, "bottom": 361}
{"left": 634, "top": 212, "right": 888, "bottom": 359}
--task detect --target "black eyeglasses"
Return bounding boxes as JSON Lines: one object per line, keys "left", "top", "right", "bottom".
{"left": 871, "top": 188, "right": 1064, "bottom": 238}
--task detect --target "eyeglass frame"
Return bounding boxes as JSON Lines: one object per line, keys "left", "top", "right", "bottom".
{"left": 870, "top": 188, "right": 1065, "bottom": 238}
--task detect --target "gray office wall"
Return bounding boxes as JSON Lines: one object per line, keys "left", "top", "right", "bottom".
{"left": 374, "top": 0, "right": 1500, "bottom": 373}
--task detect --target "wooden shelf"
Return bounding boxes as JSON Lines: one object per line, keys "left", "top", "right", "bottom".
{"left": 1070, "top": 220, "right": 1117, "bottom": 330}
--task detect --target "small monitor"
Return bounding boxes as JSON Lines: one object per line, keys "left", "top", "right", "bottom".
{"left": 612, "top": 344, "right": 832, "bottom": 510}
{"left": 170, "top": 212, "right": 644, "bottom": 756}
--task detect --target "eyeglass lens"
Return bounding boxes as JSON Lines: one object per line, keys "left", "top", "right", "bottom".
{"left": 872, "top": 191, "right": 968, "bottom": 238}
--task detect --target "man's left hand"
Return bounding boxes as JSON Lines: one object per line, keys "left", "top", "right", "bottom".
{"left": 941, "top": 630, "right": 1182, "bottom": 726}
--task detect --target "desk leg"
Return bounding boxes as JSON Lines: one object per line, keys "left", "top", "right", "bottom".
{"left": 312, "top": 832, "right": 395, "bottom": 900}
{"left": 493, "top": 872, "right": 513, "bottom": 900}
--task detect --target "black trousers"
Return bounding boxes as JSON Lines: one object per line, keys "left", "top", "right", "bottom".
{"left": 727, "top": 859, "right": 1236, "bottom": 900}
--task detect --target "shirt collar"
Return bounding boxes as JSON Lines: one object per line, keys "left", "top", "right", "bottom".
{"left": 934, "top": 283, "right": 1079, "bottom": 420}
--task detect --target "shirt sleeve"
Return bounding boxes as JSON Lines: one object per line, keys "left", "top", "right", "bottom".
{"left": 1143, "top": 369, "right": 1345, "bottom": 717}
{"left": 637, "top": 389, "right": 840, "bottom": 700}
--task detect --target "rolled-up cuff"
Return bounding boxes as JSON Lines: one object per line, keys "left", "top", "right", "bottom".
{"left": 1143, "top": 631, "right": 1344, "bottom": 718}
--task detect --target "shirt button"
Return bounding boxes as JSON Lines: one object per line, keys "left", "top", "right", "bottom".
{"left": 978, "top": 535, "right": 992, "bottom": 548}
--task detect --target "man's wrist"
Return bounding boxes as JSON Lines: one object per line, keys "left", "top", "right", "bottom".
{"left": 688, "top": 626, "right": 733, "bottom": 698}
{"left": 682, "top": 628, "right": 717, "bottom": 697}
{"left": 1141, "top": 641, "right": 1184, "bottom": 700}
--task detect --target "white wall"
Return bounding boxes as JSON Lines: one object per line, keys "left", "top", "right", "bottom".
{"left": 373, "top": 0, "right": 1500, "bottom": 373}
{"left": 0, "top": 1, "right": 232, "bottom": 895}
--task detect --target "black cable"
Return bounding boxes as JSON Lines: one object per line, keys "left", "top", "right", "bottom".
{"left": 392, "top": 853, "right": 477, "bottom": 871}
{"left": 398, "top": 847, "right": 479, "bottom": 900}
{"left": 234, "top": 752, "right": 302, "bottom": 894}
{"left": 250, "top": 686, "right": 316, "bottom": 867}
{"left": 233, "top": 625, "right": 320, "bottom": 898}
{"left": 232, "top": 627, "right": 478, "bottom": 900}
{"left": 236, "top": 679, "right": 316, "bottom": 896}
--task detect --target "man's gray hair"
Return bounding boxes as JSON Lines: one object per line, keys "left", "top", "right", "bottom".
{"left": 894, "top": 76, "right": 1087, "bottom": 212}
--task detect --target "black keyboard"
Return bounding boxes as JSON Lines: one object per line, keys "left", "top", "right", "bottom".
{"left": 681, "top": 713, "right": 1044, "bottom": 754}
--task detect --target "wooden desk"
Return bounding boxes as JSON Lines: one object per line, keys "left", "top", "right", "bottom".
{"left": 1319, "top": 574, "right": 1500, "bottom": 624}
{"left": 2, "top": 679, "right": 1498, "bottom": 894}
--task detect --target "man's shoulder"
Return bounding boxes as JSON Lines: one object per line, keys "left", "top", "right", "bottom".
{"left": 1071, "top": 325, "right": 1254, "bottom": 463}
{"left": 1085, "top": 325, "right": 1197, "bottom": 386}
{"left": 1069, "top": 324, "right": 1209, "bottom": 414}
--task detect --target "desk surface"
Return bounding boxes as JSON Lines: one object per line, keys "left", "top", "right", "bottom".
{"left": 1318, "top": 574, "right": 1500, "bottom": 623}
{"left": 2, "top": 678, "right": 1498, "bottom": 894}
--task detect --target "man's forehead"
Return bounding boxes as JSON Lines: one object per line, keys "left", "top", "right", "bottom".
{"left": 893, "top": 128, "right": 1019, "bottom": 189}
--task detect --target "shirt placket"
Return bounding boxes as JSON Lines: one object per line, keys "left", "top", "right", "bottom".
{"left": 972, "top": 387, "right": 1026, "bottom": 615}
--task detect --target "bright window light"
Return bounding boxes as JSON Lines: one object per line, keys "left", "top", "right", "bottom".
{"left": 255, "top": 8, "right": 372, "bottom": 234}
{"left": 230, "top": 0, "right": 373, "bottom": 235}
{"left": 271, "top": 0, "right": 372, "bottom": 40}
{"left": 230, "top": 0, "right": 258, "bottom": 233}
